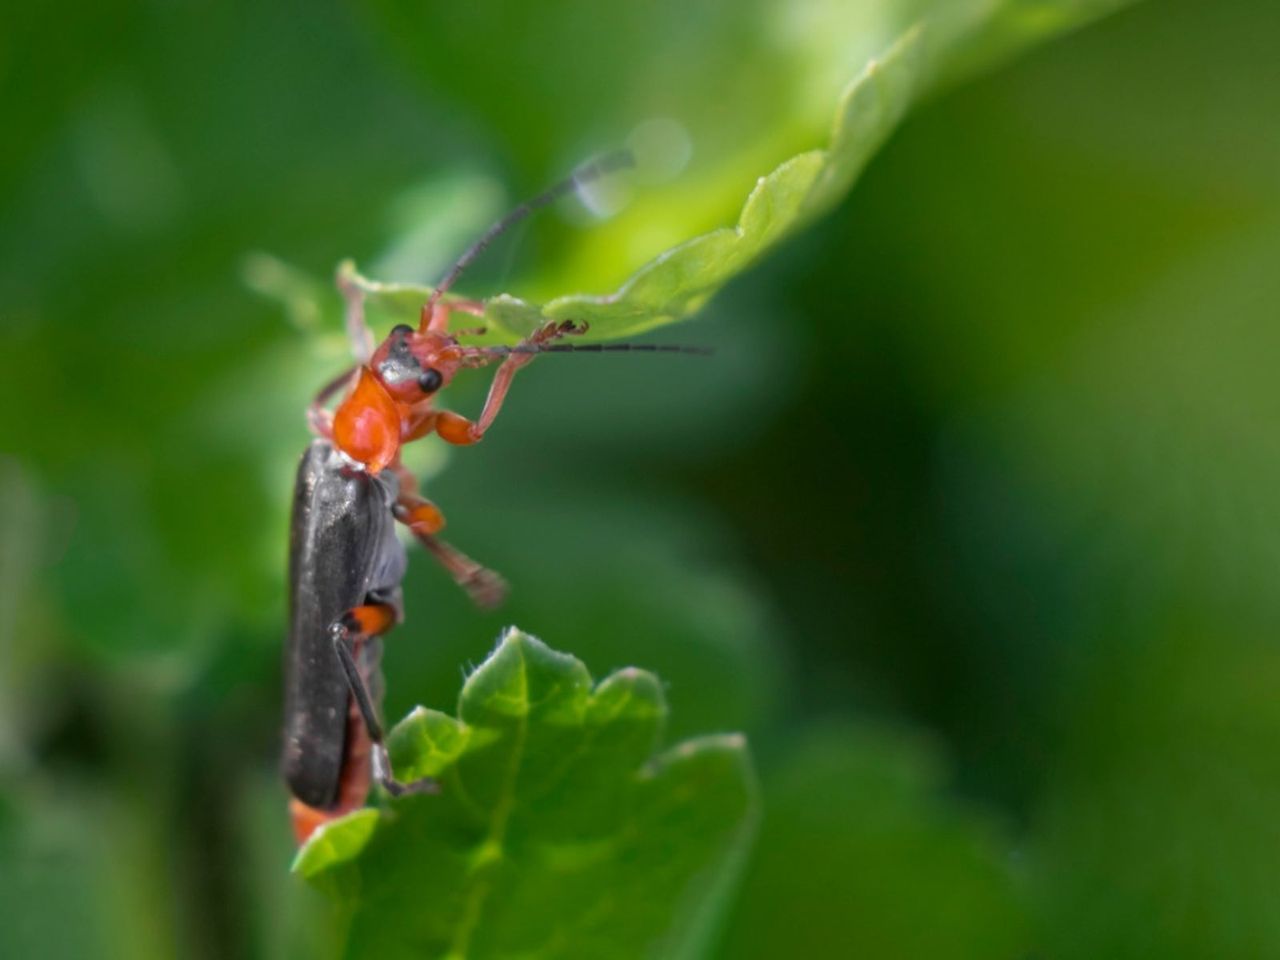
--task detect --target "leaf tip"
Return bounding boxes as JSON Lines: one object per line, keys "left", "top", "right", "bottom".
{"left": 649, "top": 732, "right": 757, "bottom": 796}
{"left": 460, "top": 625, "right": 593, "bottom": 720}
{"left": 592, "top": 665, "right": 668, "bottom": 721}
{"left": 611, "top": 664, "right": 664, "bottom": 696}
{"left": 487, "top": 625, "right": 567, "bottom": 671}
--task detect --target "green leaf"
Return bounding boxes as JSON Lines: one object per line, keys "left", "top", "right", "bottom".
{"left": 324, "top": 29, "right": 921, "bottom": 342}
{"left": 257, "top": 2, "right": 1138, "bottom": 343}
{"left": 294, "top": 628, "right": 757, "bottom": 960}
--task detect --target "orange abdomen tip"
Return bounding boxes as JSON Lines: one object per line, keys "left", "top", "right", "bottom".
{"left": 289, "top": 797, "right": 333, "bottom": 846}
{"left": 333, "top": 368, "right": 401, "bottom": 473}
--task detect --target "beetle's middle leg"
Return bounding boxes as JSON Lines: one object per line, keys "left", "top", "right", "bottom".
{"left": 389, "top": 463, "right": 509, "bottom": 609}
{"left": 329, "top": 603, "right": 439, "bottom": 798}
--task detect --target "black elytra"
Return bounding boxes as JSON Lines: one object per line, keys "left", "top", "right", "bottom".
{"left": 281, "top": 440, "right": 406, "bottom": 809}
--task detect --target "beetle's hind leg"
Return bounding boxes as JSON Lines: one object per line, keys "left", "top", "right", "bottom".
{"left": 329, "top": 604, "right": 439, "bottom": 798}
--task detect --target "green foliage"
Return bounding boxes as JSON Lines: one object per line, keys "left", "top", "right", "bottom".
{"left": 1031, "top": 629, "right": 1280, "bottom": 958}
{"left": 21, "top": 0, "right": 1280, "bottom": 958}
{"left": 718, "top": 726, "right": 1029, "bottom": 960}
{"left": 296, "top": 630, "right": 756, "bottom": 959}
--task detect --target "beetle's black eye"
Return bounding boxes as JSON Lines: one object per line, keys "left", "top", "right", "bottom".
{"left": 418, "top": 368, "right": 443, "bottom": 393}
{"left": 391, "top": 323, "right": 414, "bottom": 337}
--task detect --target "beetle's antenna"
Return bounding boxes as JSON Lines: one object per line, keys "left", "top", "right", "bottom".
{"left": 424, "top": 151, "right": 635, "bottom": 319}
{"left": 478, "top": 342, "right": 713, "bottom": 357}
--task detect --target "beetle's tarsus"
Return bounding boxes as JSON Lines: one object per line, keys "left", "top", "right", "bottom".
{"left": 372, "top": 743, "right": 440, "bottom": 797}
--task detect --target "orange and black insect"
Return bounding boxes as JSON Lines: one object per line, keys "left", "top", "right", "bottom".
{"left": 281, "top": 154, "right": 707, "bottom": 843}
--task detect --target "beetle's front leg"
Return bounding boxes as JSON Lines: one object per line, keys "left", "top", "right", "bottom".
{"left": 336, "top": 264, "right": 377, "bottom": 364}
{"left": 421, "top": 298, "right": 486, "bottom": 335}
{"left": 435, "top": 320, "right": 588, "bottom": 445}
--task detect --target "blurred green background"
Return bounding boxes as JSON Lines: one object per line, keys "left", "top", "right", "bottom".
{"left": 4, "top": 0, "right": 1280, "bottom": 957}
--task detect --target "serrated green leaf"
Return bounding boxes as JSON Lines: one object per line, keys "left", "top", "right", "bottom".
{"left": 320, "top": 30, "right": 922, "bottom": 342}
{"left": 294, "top": 628, "right": 756, "bottom": 960}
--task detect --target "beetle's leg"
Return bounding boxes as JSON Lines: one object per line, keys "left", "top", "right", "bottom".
{"left": 394, "top": 498, "right": 509, "bottom": 608}
{"left": 421, "top": 298, "right": 485, "bottom": 335}
{"left": 388, "top": 462, "right": 508, "bottom": 608}
{"left": 308, "top": 365, "right": 356, "bottom": 438}
{"left": 410, "top": 530, "right": 508, "bottom": 609}
{"left": 402, "top": 404, "right": 438, "bottom": 444}
{"left": 393, "top": 495, "right": 445, "bottom": 536}
{"left": 336, "top": 266, "right": 376, "bottom": 364}
{"left": 435, "top": 320, "right": 588, "bottom": 445}
{"left": 329, "top": 604, "right": 439, "bottom": 798}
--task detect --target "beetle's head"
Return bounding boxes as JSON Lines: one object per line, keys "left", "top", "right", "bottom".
{"left": 368, "top": 324, "right": 464, "bottom": 403}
